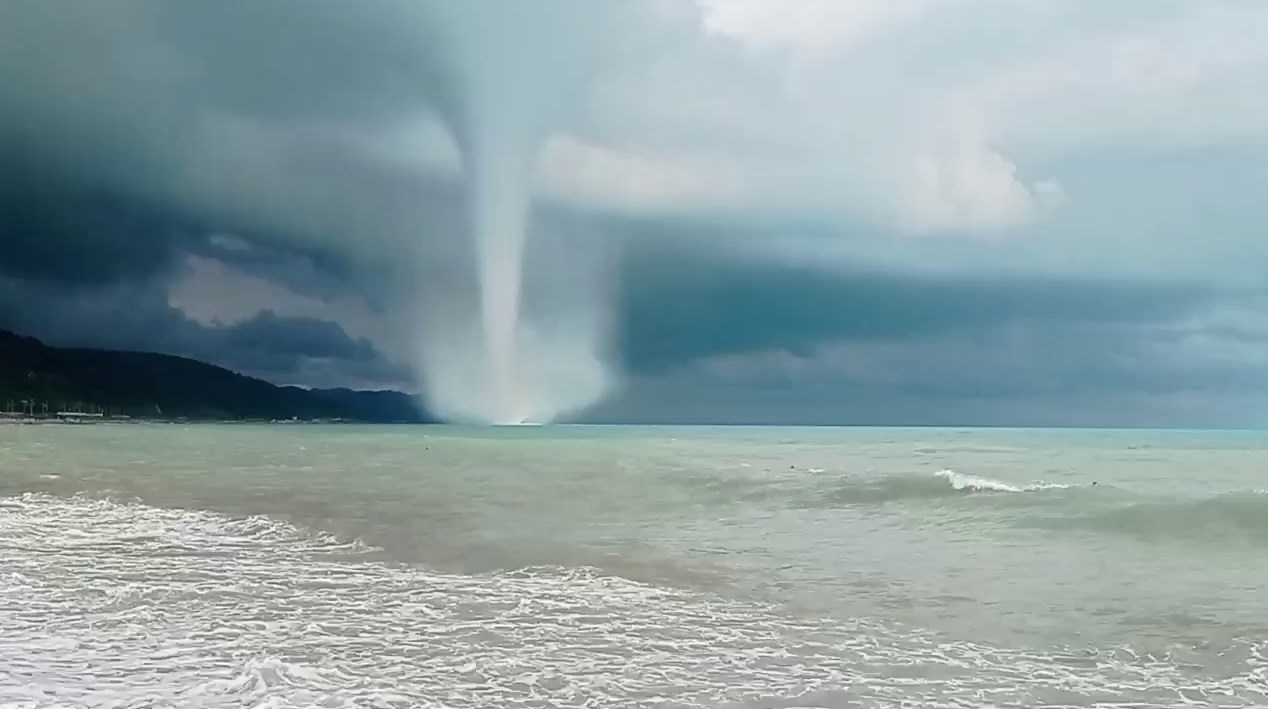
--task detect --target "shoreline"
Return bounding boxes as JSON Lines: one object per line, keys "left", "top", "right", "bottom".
{"left": 0, "top": 416, "right": 419, "bottom": 426}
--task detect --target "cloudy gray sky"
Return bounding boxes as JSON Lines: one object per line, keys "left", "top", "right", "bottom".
{"left": 3, "top": 0, "right": 1268, "bottom": 426}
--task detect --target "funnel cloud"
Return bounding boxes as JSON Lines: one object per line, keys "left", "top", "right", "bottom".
{"left": 414, "top": 1, "right": 626, "bottom": 424}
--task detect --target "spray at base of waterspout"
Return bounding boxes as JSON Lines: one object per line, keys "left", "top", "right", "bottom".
{"left": 416, "top": 290, "right": 615, "bottom": 426}
{"left": 488, "top": 397, "right": 535, "bottom": 427}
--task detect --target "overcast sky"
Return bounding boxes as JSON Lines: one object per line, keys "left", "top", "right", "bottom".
{"left": 3, "top": 0, "right": 1268, "bottom": 426}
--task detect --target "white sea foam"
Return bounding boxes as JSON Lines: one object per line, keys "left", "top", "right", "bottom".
{"left": 2, "top": 493, "right": 1265, "bottom": 708}
{"left": 935, "top": 469, "right": 1071, "bottom": 494}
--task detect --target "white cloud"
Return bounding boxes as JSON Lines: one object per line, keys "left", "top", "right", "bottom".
{"left": 898, "top": 141, "right": 1064, "bottom": 235}
{"left": 1109, "top": 37, "right": 1204, "bottom": 94}
{"left": 962, "top": 3, "right": 1268, "bottom": 156}
{"left": 572, "top": 0, "right": 1268, "bottom": 243}
{"left": 536, "top": 134, "right": 744, "bottom": 211}
{"left": 695, "top": 0, "right": 937, "bottom": 54}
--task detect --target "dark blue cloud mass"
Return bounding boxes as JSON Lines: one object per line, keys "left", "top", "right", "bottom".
{"left": 616, "top": 241, "right": 1215, "bottom": 374}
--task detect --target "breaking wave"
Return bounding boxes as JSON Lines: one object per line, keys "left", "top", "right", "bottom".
{"left": 935, "top": 469, "right": 1072, "bottom": 493}
{"left": 806, "top": 470, "right": 1268, "bottom": 543}
{"left": 815, "top": 469, "right": 1073, "bottom": 506}
{"left": 3, "top": 493, "right": 1266, "bottom": 707}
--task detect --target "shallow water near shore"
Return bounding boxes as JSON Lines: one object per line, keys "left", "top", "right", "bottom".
{"left": 2, "top": 424, "right": 1267, "bottom": 707}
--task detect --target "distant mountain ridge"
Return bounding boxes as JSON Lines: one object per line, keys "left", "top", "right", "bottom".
{"left": 0, "top": 328, "right": 430, "bottom": 423}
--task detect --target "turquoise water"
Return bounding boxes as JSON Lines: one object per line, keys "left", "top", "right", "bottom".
{"left": 2, "top": 424, "right": 1266, "bottom": 706}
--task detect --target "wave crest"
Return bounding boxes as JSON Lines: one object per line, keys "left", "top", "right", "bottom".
{"left": 815, "top": 470, "right": 1072, "bottom": 507}
{"left": 935, "top": 469, "right": 1069, "bottom": 493}
{"left": 1034, "top": 490, "right": 1268, "bottom": 542}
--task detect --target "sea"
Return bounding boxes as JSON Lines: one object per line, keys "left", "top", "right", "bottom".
{"left": 1, "top": 424, "right": 1266, "bottom": 708}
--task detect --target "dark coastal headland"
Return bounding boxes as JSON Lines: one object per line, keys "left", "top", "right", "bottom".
{"left": 0, "top": 329, "right": 429, "bottom": 424}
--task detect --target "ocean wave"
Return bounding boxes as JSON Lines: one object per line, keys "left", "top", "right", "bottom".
{"left": 2, "top": 493, "right": 1264, "bottom": 708}
{"left": 0, "top": 492, "right": 375, "bottom": 557}
{"left": 813, "top": 469, "right": 1073, "bottom": 507}
{"left": 935, "top": 469, "right": 1071, "bottom": 493}
{"left": 1030, "top": 489, "right": 1268, "bottom": 542}
{"left": 808, "top": 470, "right": 1268, "bottom": 543}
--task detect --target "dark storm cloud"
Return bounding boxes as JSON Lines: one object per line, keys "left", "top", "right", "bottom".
{"left": 615, "top": 240, "right": 1217, "bottom": 374}
{"left": 587, "top": 238, "right": 1268, "bottom": 426}
{"left": 220, "top": 311, "right": 380, "bottom": 364}
{"left": 0, "top": 0, "right": 475, "bottom": 293}
{"left": 190, "top": 235, "right": 396, "bottom": 313}
{"left": 0, "top": 277, "right": 409, "bottom": 388}
{"left": 205, "top": 310, "right": 412, "bottom": 388}
{"left": 0, "top": 174, "right": 191, "bottom": 286}
{"left": 583, "top": 374, "right": 1268, "bottom": 429}
{"left": 4, "top": 0, "right": 1268, "bottom": 426}
{"left": 589, "top": 297, "right": 1268, "bottom": 428}
{"left": 0, "top": 1, "right": 435, "bottom": 144}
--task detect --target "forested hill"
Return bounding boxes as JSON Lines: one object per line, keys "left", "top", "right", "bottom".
{"left": 0, "top": 329, "right": 429, "bottom": 422}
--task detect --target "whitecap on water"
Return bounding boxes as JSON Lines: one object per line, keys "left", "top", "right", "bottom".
{"left": 935, "top": 469, "right": 1070, "bottom": 494}
{"left": 1, "top": 493, "right": 1264, "bottom": 708}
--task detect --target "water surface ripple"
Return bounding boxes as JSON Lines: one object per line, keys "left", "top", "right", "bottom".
{"left": 2, "top": 425, "right": 1267, "bottom": 707}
